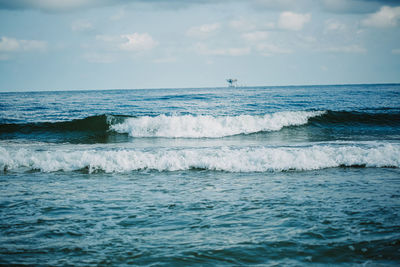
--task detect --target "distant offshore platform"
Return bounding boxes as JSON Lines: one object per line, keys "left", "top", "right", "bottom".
{"left": 226, "top": 79, "right": 238, "bottom": 87}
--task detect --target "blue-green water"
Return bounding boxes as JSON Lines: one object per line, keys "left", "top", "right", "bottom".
{"left": 1, "top": 84, "right": 400, "bottom": 266}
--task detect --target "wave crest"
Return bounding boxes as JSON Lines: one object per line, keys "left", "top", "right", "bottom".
{"left": 1, "top": 143, "right": 399, "bottom": 173}
{"left": 110, "top": 111, "right": 325, "bottom": 138}
{"left": 2, "top": 110, "right": 399, "bottom": 141}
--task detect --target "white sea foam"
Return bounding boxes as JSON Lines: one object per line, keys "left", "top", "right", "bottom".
{"left": 1, "top": 143, "right": 399, "bottom": 173}
{"left": 110, "top": 111, "right": 325, "bottom": 138}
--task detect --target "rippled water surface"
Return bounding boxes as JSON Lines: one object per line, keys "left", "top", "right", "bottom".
{"left": 1, "top": 84, "right": 400, "bottom": 266}
{"left": 2, "top": 169, "right": 400, "bottom": 266}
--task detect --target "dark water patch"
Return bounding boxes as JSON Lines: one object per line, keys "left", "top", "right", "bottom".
{"left": 339, "top": 164, "right": 367, "bottom": 168}
{"left": 157, "top": 237, "right": 400, "bottom": 265}
{"left": 155, "top": 93, "right": 210, "bottom": 101}
{"left": 0, "top": 114, "right": 131, "bottom": 143}
{"left": 257, "top": 110, "right": 400, "bottom": 142}
{"left": 309, "top": 110, "right": 400, "bottom": 127}
{"left": 0, "top": 114, "right": 110, "bottom": 133}
{"left": 361, "top": 107, "right": 400, "bottom": 112}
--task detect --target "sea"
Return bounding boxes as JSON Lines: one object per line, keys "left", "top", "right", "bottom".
{"left": 0, "top": 84, "right": 400, "bottom": 266}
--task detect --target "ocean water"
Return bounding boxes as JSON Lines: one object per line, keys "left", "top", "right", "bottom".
{"left": 1, "top": 84, "right": 400, "bottom": 266}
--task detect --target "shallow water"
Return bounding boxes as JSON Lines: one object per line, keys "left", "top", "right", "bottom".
{"left": 1, "top": 168, "right": 400, "bottom": 266}
{"left": 1, "top": 84, "right": 400, "bottom": 265}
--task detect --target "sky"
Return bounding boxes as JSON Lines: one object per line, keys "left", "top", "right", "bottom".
{"left": 0, "top": 0, "right": 400, "bottom": 91}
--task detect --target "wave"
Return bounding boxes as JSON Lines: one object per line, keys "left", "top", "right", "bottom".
{"left": 0, "top": 115, "right": 108, "bottom": 133}
{"left": 0, "top": 111, "right": 324, "bottom": 139}
{"left": 1, "top": 110, "right": 399, "bottom": 141}
{"left": 1, "top": 143, "right": 399, "bottom": 173}
{"left": 309, "top": 110, "right": 400, "bottom": 126}
{"left": 110, "top": 111, "right": 325, "bottom": 138}
{"left": 0, "top": 115, "right": 128, "bottom": 143}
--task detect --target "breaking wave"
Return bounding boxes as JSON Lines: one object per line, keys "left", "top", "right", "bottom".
{"left": 0, "top": 111, "right": 323, "bottom": 139}
{"left": 1, "top": 110, "right": 399, "bottom": 141}
{"left": 110, "top": 111, "right": 325, "bottom": 138}
{"left": 1, "top": 143, "right": 399, "bottom": 173}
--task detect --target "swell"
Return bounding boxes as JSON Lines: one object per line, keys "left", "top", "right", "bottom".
{"left": 309, "top": 110, "right": 400, "bottom": 126}
{"left": 1, "top": 110, "right": 399, "bottom": 142}
{"left": 1, "top": 143, "right": 399, "bottom": 173}
{"left": 0, "top": 111, "right": 324, "bottom": 140}
{"left": 0, "top": 114, "right": 113, "bottom": 133}
{"left": 0, "top": 115, "right": 127, "bottom": 143}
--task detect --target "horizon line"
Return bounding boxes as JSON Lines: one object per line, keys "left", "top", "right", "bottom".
{"left": 1, "top": 82, "right": 399, "bottom": 93}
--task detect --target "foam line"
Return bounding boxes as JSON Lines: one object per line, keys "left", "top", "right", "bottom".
{"left": 1, "top": 143, "right": 399, "bottom": 173}
{"left": 110, "top": 111, "right": 325, "bottom": 138}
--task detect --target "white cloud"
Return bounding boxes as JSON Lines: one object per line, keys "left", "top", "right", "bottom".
{"left": 0, "top": 36, "right": 47, "bottom": 52}
{"left": 84, "top": 32, "right": 157, "bottom": 63}
{"left": 362, "top": 6, "right": 400, "bottom": 28}
{"left": 324, "top": 19, "right": 347, "bottom": 32}
{"left": 324, "top": 44, "right": 366, "bottom": 53}
{"left": 95, "top": 33, "right": 158, "bottom": 53}
{"left": 119, "top": 33, "right": 158, "bottom": 51}
{"left": 71, "top": 20, "right": 94, "bottom": 32}
{"left": 278, "top": 11, "right": 311, "bottom": 31}
{"left": 186, "top": 23, "right": 220, "bottom": 39}
{"left": 0, "top": 37, "right": 19, "bottom": 51}
{"left": 242, "top": 31, "right": 269, "bottom": 43}
{"left": 194, "top": 43, "right": 250, "bottom": 56}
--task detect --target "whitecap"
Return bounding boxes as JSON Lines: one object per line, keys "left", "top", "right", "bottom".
{"left": 110, "top": 111, "right": 325, "bottom": 138}
{"left": 1, "top": 142, "right": 399, "bottom": 173}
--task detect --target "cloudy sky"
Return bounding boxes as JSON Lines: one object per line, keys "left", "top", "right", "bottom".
{"left": 0, "top": 0, "right": 399, "bottom": 91}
